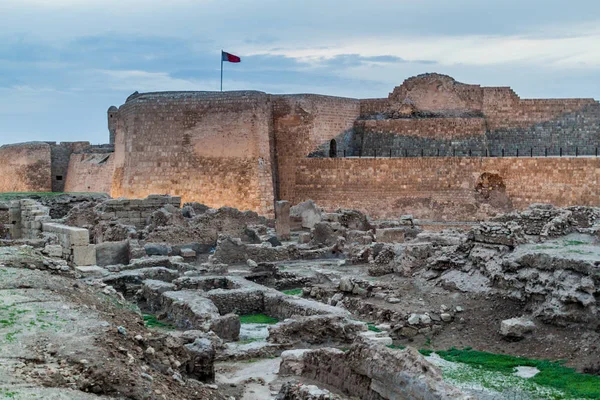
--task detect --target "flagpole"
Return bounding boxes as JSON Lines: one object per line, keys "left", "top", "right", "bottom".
{"left": 220, "top": 50, "right": 223, "bottom": 92}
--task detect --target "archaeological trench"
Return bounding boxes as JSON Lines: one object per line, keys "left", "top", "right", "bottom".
{"left": 0, "top": 74, "right": 599, "bottom": 399}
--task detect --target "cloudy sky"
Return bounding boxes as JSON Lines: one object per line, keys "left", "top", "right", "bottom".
{"left": 0, "top": 0, "right": 599, "bottom": 145}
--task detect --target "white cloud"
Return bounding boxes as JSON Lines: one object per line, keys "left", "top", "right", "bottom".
{"left": 96, "top": 69, "right": 219, "bottom": 92}
{"left": 245, "top": 27, "right": 600, "bottom": 69}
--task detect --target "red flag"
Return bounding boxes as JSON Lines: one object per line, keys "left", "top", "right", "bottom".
{"left": 222, "top": 51, "right": 241, "bottom": 63}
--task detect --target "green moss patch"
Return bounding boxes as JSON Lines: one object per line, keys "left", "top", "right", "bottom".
{"left": 239, "top": 314, "right": 279, "bottom": 325}
{"left": 421, "top": 348, "right": 600, "bottom": 399}
{"left": 281, "top": 289, "right": 303, "bottom": 296}
{"left": 143, "top": 314, "right": 175, "bottom": 329}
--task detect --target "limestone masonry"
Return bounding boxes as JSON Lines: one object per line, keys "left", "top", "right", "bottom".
{"left": 2, "top": 73, "right": 599, "bottom": 220}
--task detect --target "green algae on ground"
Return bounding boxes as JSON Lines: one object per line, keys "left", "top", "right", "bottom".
{"left": 281, "top": 288, "right": 303, "bottom": 296}
{"left": 239, "top": 314, "right": 279, "bottom": 325}
{"left": 143, "top": 314, "right": 175, "bottom": 329}
{"left": 419, "top": 348, "right": 600, "bottom": 399}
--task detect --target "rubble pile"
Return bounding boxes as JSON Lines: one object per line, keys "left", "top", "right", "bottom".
{"left": 1, "top": 195, "right": 599, "bottom": 399}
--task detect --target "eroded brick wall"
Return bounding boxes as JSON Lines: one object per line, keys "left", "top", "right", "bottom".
{"left": 293, "top": 157, "right": 600, "bottom": 221}
{"left": 0, "top": 142, "right": 52, "bottom": 192}
{"left": 272, "top": 94, "right": 360, "bottom": 201}
{"left": 111, "top": 91, "right": 276, "bottom": 216}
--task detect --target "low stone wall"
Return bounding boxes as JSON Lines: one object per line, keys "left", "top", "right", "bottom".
{"left": 19, "top": 199, "right": 51, "bottom": 239}
{"left": 97, "top": 195, "right": 181, "bottom": 228}
{"left": 42, "top": 222, "right": 95, "bottom": 266}
{"left": 280, "top": 343, "right": 466, "bottom": 400}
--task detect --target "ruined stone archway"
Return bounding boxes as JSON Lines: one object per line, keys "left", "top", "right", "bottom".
{"left": 475, "top": 172, "right": 513, "bottom": 210}
{"left": 329, "top": 139, "right": 337, "bottom": 158}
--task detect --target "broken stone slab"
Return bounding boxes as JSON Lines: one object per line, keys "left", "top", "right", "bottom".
{"left": 72, "top": 244, "right": 97, "bottom": 266}
{"left": 290, "top": 200, "right": 322, "bottom": 229}
{"left": 276, "top": 382, "right": 342, "bottom": 400}
{"left": 358, "top": 331, "right": 393, "bottom": 346}
{"left": 500, "top": 317, "right": 536, "bottom": 340}
{"left": 161, "top": 290, "right": 221, "bottom": 329}
{"left": 180, "top": 248, "right": 197, "bottom": 259}
{"left": 376, "top": 228, "right": 406, "bottom": 243}
{"left": 42, "top": 244, "right": 63, "bottom": 258}
{"left": 75, "top": 265, "right": 109, "bottom": 279}
{"left": 144, "top": 243, "right": 172, "bottom": 256}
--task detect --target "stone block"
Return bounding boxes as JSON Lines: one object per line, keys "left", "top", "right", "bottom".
{"left": 43, "top": 244, "right": 63, "bottom": 258}
{"left": 76, "top": 266, "right": 109, "bottom": 278}
{"left": 72, "top": 244, "right": 96, "bottom": 266}
{"left": 298, "top": 232, "right": 311, "bottom": 244}
{"left": 180, "top": 248, "right": 197, "bottom": 258}
{"left": 96, "top": 241, "right": 129, "bottom": 266}
{"left": 376, "top": 228, "right": 406, "bottom": 243}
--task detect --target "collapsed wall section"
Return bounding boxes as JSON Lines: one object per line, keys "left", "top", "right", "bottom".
{"left": 111, "top": 91, "right": 276, "bottom": 216}
{"left": 0, "top": 142, "right": 52, "bottom": 193}
{"left": 272, "top": 94, "right": 360, "bottom": 202}
{"left": 293, "top": 157, "right": 600, "bottom": 221}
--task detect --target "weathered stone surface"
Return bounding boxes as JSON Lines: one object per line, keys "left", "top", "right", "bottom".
{"left": 268, "top": 315, "right": 365, "bottom": 345}
{"left": 500, "top": 317, "right": 536, "bottom": 340}
{"left": 280, "top": 342, "right": 466, "bottom": 399}
{"left": 95, "top": 240, "right": 129, "bottom": 266}
{"left": 290, "top": 200, "right": 322, "bottom": 229}
{"left": 275, "top": 200, "right": 291, "bottom": 241}
{"left": 376, "top": 228, "right": 406, "bottom": 243}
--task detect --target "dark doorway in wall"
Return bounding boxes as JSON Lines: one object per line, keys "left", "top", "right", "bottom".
{"left": 56, "top": 175, "right": 63, "bottom": 181}
{"left": 329, "top": 139, "right": 337, "bottom": 158}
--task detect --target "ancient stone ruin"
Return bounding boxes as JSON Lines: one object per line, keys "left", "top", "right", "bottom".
{"left": 1, "top": 74, "right": 600, "bottom": 399}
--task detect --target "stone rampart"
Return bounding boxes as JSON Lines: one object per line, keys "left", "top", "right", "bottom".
{"left": 64, "top": 153, "right": 115, "bottom": 194}
{"left": 272, "top": 94, "right": 360, "bottom": 200}
{"left": 292, "top": 157, "right": 600, "bottom": 221}
{"left": 111, "top": 91, "right": 276, "bottom": 216}
{"left": 0, "top": 142, "right": 52, "bottom": 193}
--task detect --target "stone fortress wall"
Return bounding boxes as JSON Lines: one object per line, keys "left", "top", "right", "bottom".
{"left": 0, "top": 142, "right": 52, "bottom": 193}
{"left": 2, "top": 73, "right": 600, "bottom": 221}
{"left": 292, "top": 157, "right": 600, "bottom": 220}
{"left": 353, "top": 74, "right": 600, "bottom": 157}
